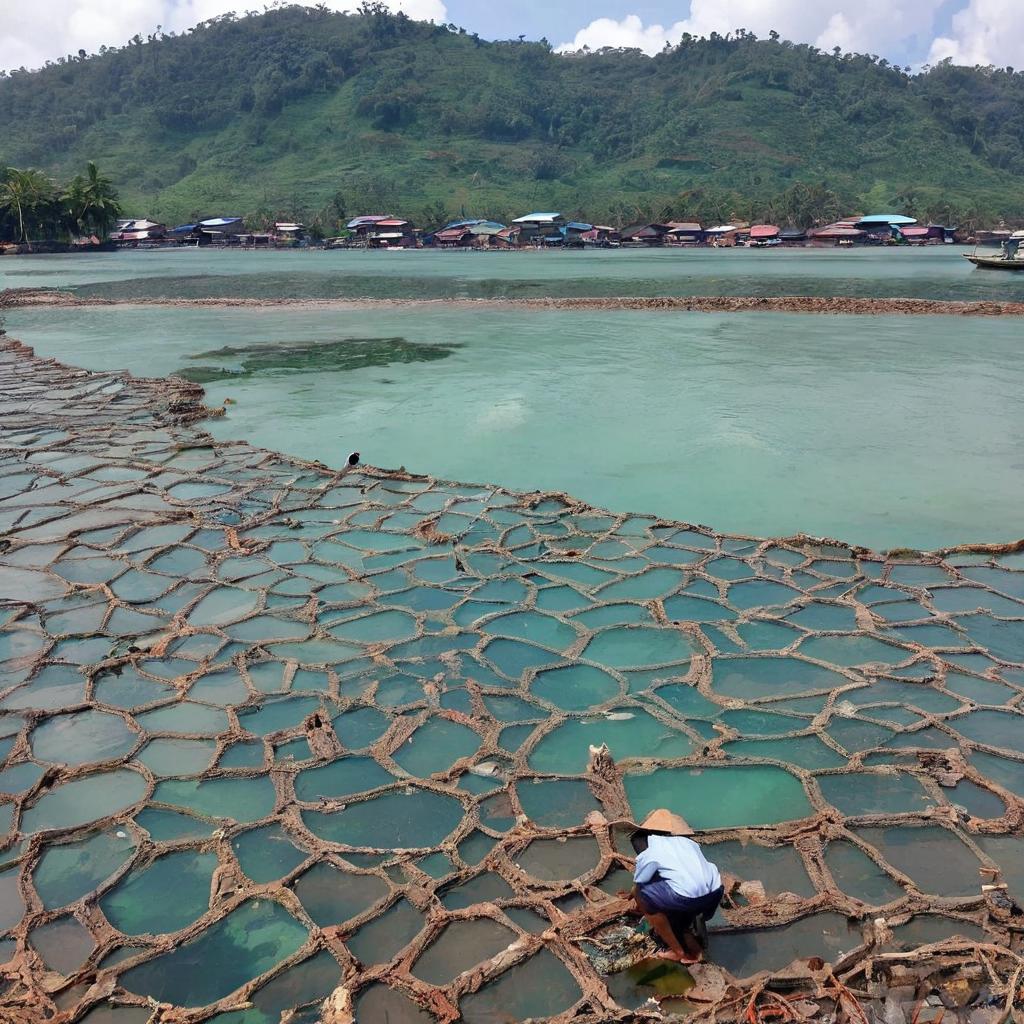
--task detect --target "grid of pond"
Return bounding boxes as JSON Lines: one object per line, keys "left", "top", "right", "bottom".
{"left": 0, "top": 339, "right": 1022, "bottom": 1021}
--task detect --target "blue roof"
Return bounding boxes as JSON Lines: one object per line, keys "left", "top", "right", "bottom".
{"left": 170, "top": 224, "right": 197, "bottom": 233}
{"left": 565, "top": 222, "right": 593, "bottom": 231}
{"left": 513, "top": 212, "right": 563, "bottom": 223}
{"left": 857, "top": 214, "right": 917, "bottom": 225}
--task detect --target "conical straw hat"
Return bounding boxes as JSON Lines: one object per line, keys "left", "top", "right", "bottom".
{"left": 637, "top": 808, "right": 693, "bottom": 836}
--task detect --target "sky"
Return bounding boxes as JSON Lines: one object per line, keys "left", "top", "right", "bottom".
{"left": 2, "top": 0, "right": 1022, "bottom": 74}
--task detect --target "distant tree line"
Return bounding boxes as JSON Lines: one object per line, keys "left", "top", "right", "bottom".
{"left": 0, "top": 5, "right": 1021, "bottom": 227}
{"left": 0, "top": 162, "right": 122, "bottom": 244}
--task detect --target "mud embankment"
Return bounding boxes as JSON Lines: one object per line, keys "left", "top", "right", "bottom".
{"left": 4, "top": 287, "right": 1024, "bottom": 317}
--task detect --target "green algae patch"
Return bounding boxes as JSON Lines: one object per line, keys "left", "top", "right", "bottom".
{"left": 177, "top": 336, "right": 460, "bottom": 383}
{"left": 120, "top": 899, "right": 308, "bottom": 1007}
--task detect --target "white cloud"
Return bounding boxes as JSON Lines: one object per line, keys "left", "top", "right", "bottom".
{"left": 0, "top": 0, "right": 446, "bottom": 73}
{"left": 926, "top": 0, "right": 1023, "bottom": 66}
{"left": 556, "top": 14, "right": 687, "bottom": 54}
{"left": 558, "top": 1, "right": 945, "bottom": 60}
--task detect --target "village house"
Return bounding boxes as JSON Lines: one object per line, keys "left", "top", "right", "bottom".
{"left": 511, "top": 212, "right": 566, "bottom": 244}
{"left": 110, "top": 219, "right": 166, "bottom": 244}
{"left": 619, "top": 223, "right": 670, "bottom": 245}
{"left": 665, "top": 222, "right": 703, "bottom": 246}
{"left": 748, "top": 224, "right": 781, "bottom": 246}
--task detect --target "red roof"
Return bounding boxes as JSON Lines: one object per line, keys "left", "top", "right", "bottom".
{"left": 900, "top": 226, "right": 931, "bottom": 237}
{"left": 375, "top": 219, "right": 409, "bottom": 228}
{"left": 435, "top": 227, "right": 469, "bottom": 241}
{"left": 811, "top": 224, "right": 866, "bottom": 238}
{"left": 749, "top": 224, "right": 780, "bottom": 239}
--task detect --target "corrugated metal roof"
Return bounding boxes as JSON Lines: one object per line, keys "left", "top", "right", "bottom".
{"left": 749, "top": 224, "right": 780, "bottom": 238}
{"left": 512, "top": 212, "right": 563, "bottom": 223}
{"left": 347, "top": 215, "right": 392, "bottom": 228}
{"left": 565, "top": 222, "right": 593, "bottom": 231}
{"left": 857, "top": 214, "right": 916, "bottom": 225}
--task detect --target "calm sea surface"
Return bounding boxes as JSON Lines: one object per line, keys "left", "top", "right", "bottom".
{"left": 3, "top": 246, "right": 1022, "bottom": 550}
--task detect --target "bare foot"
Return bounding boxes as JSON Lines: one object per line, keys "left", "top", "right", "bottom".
{"left": 653, "top": 949, "right": 688, "bottom": 963}
{"left": 655, "top": 948, "right": 702, "bottom": 965}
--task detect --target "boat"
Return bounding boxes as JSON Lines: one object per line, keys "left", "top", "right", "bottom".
{"left": 964, "top": 231, "right": 1024, "bottom": 269}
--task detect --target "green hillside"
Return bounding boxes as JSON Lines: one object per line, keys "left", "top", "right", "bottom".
{"left": 2, "top": 3, "right": 1023, "bottom": 229}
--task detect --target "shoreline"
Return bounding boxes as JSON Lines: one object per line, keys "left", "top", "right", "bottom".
{"left": 1, "top": 336, "right": 1023, "bottom": 1021}
{"left": 4, "top": 287, "right": 1024, "bottom": 317}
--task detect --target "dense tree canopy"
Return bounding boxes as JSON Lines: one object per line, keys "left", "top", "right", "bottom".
{"left": 1, "top": 4, "right": 1022, "bottom": 228}
{"left": 0, "top": 163, "right": 122, "bottom": 243}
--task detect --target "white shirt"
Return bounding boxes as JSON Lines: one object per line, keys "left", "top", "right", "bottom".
{"left": 633, "top": 835, "right": 722, "bottom": 899}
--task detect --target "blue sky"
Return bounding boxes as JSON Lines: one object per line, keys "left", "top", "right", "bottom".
{"left": 450, "top": 1, "right": 959, "bottom": 60}
{"left": 1, "top": 0, "right": 1018, "bottom": 75}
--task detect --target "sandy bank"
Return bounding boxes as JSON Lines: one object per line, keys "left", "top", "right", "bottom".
{"left": 4, "top": 287, "right": 1024, "bottom": 316}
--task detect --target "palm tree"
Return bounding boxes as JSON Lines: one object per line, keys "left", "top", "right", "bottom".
{"left": 64, "top": 161, "right": 122, "bottom": 238}
{"left": 0, "top": 168, "right": 57, "bottom": 245}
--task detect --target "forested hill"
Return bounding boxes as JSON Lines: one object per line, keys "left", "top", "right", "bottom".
{"left": 2, "top": 3, "right": 1023, "bottom": 229}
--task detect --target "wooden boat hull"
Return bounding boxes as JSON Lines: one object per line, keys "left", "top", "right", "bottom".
{"left": 964, "top": 254, "right": 1024, "bottom": 270}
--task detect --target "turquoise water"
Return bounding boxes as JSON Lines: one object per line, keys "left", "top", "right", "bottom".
{"left": 6, "top": 300, "right": 1023, "bottom": 550}
{"left": 3, "top": 245, "right": 1024, "bottom": 301}
{"left": 2, "top": 250, "right": 1023, "bottom": 1018}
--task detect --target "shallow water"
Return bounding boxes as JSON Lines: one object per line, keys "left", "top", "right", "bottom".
{"left": 4, "top": 246, "right": 1023, "bottom": 302}
{"left": 3, "top": 257, "right": 1024, "bottom": 1019}
{"left": 7, "top": 302, "right": 1024, "bottom": 550}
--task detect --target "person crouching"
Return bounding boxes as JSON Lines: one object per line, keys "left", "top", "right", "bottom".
{"left": 626, "top": 808, "right": 724, "bottom": 964}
